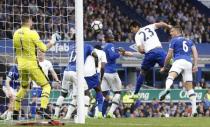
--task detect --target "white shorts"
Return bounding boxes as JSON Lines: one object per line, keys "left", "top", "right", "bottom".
{"left": 62, "top": 71, "right": 77, "bottom": 96}
{"left": 3, "top": 86, "right": 17, "bottom": 98}
{"left": 101, "top": 73, "right": 122, "bottom": 92}
{"left": 169, "top": 59, "right": 192, "bottom": 82}
{"left": 62, "top": 71, "right": 88, "bottom": 97}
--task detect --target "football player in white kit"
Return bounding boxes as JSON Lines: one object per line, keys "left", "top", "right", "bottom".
{"left": 84, "top": 45, "right": 107, "bottom": 118}
{"left": 54, "top": 43, "right": 99, "bottom": 119}
{"left": 160, "top": 26, "right": 198, "bottom": 116}
{"left": 61, "top": 45, "right": 107, "bottom": 119}
{"left": 30, "top": 50, "right": 60, "bottom": 118}
{"left": 129, "top": 21, "right": 171, "bottom": 95}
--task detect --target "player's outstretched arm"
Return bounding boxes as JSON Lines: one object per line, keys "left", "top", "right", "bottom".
{"left": 50, "top": 69, "right": 60, "bottom": 83}
{"left": 117, "top": 47, "right": 134, "bottom": 56}
{"left": 154, "top": 22, "right": 172, "bottom": 29}
{"left": 160, "top": 48, "right": 173, "bottom": 72}
{"left": 192, "top": 45, "right": 198, "bottom": 72}
{"left": 46, "top": 33, "right": 61, "bottom": 49}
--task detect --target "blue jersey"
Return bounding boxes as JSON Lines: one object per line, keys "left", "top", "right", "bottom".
{"left": 169, "top": 36, "right": 194, "bottom": 62}
{"left": 5, "top": 65, "right": 20, "bottom": 89}
{"left": 103, "top": 43, "right": 120, "bottom": 73}
{"left": 65, "top": 44, "right": 93, "bottom": 71}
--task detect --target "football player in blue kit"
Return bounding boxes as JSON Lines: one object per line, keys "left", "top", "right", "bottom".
{"left": 101, "top": 33, "right": 132, "bottom": 118}
{"left": 54, "top": 43, "right": 103, "bottom": 119}
{"left": 160, "top": 25, "right": 198, "bottom": 116}
{"left": 0, "top": 65, "right": 20, "bottom": 120}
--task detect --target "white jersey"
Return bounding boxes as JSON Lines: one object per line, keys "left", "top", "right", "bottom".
{"left": 94, "top": 48, "right": 107, "bottom": 73}
{"left": 32, "top": 59, "right": 53, "bottom": 87}
{"left": 84, "top": 56, "right": 96, "bottom": 77}
{"left": 84, "top": 48, "right": 107, "bottom": 77}
{"left": 135, "top": 24, "right": 162, "bottom": 53}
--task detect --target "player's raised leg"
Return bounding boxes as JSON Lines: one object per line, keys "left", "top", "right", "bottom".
{"left": 30, "top": 67, "right": 51, "bottom": 119}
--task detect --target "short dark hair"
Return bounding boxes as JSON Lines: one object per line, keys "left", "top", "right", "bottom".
{"left": 129, "top": 21, "right": 141, "bottom": 28}
{"left": 94, "top": 45, "right": 102, "bottom": 50}
{"left": 172, "top": 25, "right": 182, "bottom": 33}
{"left": 21, "top": 14, "right": 31, "bottom": 24}
{"left": 104, "top": 33, "right": 114, "bottom": 42}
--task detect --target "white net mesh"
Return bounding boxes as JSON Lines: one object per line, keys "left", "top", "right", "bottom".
{"left": 0, "top": 0, "right": 75, "bottom": 123}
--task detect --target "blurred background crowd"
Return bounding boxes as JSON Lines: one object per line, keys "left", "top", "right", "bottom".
{"left": 0, "top": 0, "right": 209, "bottom": 43}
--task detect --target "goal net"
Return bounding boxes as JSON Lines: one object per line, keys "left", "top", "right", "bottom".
{"left": 0, "top": 0, "right": 77, "bottom": 125}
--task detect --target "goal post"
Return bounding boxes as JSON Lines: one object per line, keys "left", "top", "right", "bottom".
{"left": 75, "top": 0, "right": 85, "bottom": 124}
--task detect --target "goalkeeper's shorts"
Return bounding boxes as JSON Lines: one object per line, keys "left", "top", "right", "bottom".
{"left": 18, "top": 66, "right": 49, "bottom": 88}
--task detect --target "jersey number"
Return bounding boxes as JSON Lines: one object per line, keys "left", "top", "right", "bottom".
{"left": 139, "top": 28, "right": 154, "bottom": 41}
{"left": 69, "top": 51, "right": 76, "bottom": 62}
{"left": 182, "top": 41, "right": 188, "bottom": 52}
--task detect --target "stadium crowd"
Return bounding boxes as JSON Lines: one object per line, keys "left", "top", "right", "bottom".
{"left": 0, "top": 0, "right": 134, "bottom": 42}
{"left": 0, "top": 0, "right": 209, "bottom": 43}
{"left": 124, "top": 0, "right": 210, "bottom": 43}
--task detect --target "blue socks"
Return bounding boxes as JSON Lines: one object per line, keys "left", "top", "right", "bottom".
{"left": 30, "top": 102, "right": 36, "bottom": 118}
{"left": 102, "top": 99, "right": 109, "bottom": 116}
{"left": 134, "top": 74, "right": 144, "bottom": 94}
{"left": 96, "top": 92, "right": 103, "bottom": 112}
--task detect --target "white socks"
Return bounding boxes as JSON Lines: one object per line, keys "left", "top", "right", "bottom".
{"left": 54, "top": 96, "right": 65, "bottom": 117}
{"left": 188, "top": 89, "right": 197, "bottom": 114}
{"left": 65, "top": 99, "right": 77, "bottom": 119}
{"left": 108, "top": 94, "right": 120, "bottom": 114}
{"left": 6, "top": 111, "right": 12, "bottom": 120}
{"left": 84, "top": 96, "right": 90, "bottom": 116}
{"left": 165, "top": 76, "right": 174, "bottom": 92}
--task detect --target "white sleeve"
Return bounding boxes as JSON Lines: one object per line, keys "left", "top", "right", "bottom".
{"left": 47, "top": 60, "right": 54, "bottom": 71}
{"left": 135, "top": 34, "right": 142, "bottom": 47}
{"left": 101, "top": 51, "right": 107, "bottom": 63}
{"left": 148, "top": 24, "right": 157, "bottom": 30}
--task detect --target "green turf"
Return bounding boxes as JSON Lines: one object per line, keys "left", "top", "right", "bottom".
{"left": 1, "top": 117, "right": 210, "bottom": 127}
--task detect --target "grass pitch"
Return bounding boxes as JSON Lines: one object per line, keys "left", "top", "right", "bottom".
{"left": 1, "top": 117, "right": 210, "bottom": 127}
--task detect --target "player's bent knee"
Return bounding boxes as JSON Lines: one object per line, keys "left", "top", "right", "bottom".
{"left": 41, "top": 84, "right": 51, "bottom": 96}
{"left": 112, "top": 93, "right": 121, "bottom": 104}
{"left": 167, "top": 75, "right": 174, "bottom": 80}
{"left": 184, "top": 81, "right": 193, "bottom": 90}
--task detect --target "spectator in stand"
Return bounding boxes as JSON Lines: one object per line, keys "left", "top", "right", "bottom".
{"left": 124, "top": 0, "right": 210, "bottom": 43}
{"left": 200, "top": 78, "right": 207, "bottom": 89}
{"left": 203, "top": 89, "right": 210, "bottom": 111}
{"left": 194, "top": 82, "right": 203, "bottom": 90}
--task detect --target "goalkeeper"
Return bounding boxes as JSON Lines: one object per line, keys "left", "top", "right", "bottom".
{"left": 12, "top": 14, "right": 60, "bottom": 120}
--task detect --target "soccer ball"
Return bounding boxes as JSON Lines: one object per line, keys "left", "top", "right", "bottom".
{"left": 91, "top": 20, "right": 103, "bottom": 31}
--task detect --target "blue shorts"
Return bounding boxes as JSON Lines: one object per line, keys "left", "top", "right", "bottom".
{"left": 31, "top": 87, "right": 42, "bottom": 97}
{"left": 141, "top": 48, "right": 166, "bottom": 71}
{"left": 85, "top": 73, "right": 100, "bottom": 89}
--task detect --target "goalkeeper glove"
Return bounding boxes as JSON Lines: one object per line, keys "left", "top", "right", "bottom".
{"left": 51, "top": 33, "right": 61, "bottom": 44}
